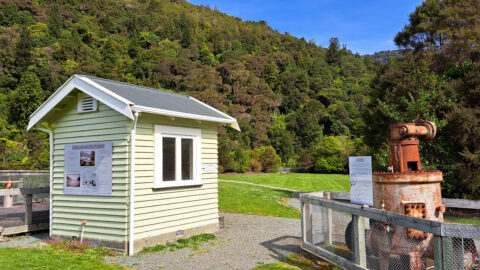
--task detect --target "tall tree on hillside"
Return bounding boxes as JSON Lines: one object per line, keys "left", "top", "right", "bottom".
{"left": 7, "top": 72, "right": 46, "bottom": 128}
{"left": 326, "top": 37, "right": 343, "bottom": 66}
{"left": 395, "top": 0, "right": 480, "bottom": 66}
{"left": 47, "top": 4, "right": 64, "bottom": 38}
{"left": 14, "top": 26, "right": 33, "bottom": 75}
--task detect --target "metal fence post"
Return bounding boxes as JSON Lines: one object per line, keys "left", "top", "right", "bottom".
{"left": 352, "top": 214, "right": 367, "bottom": 267}
{"left": 323, "top": 191, "right": 333, "bottom": 245}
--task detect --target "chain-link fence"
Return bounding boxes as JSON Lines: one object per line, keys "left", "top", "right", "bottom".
{"left": 301, "top": 193, "right": 480, "bottom": 270}
{"left": 0, "top": 171, "right": 49, "bottom": 235}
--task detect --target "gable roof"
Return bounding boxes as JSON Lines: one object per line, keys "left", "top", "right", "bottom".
{"left": 27, "top": 74, "right": 239, "bottom": 131}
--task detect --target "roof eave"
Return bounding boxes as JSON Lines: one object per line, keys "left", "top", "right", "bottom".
{"left": 27, "top": 75, "right": 134, "bottom": 130}
{"left": 131, "top": 105, "right": 240, "bottom": 131}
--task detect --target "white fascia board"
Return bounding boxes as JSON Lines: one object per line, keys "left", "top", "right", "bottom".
{"left": 73, "top": 76, "right": 134, "bottom": 119}
{"left": 27, "top": 76, "right": 134, "bottom": 130}
{"left": 28, "top": 76, "right": 76, "bottom": 130}
{"left": 132, "top": 105, "right": 236, "bottom": 124}
{"left": 189, "top": 97, "right": 236, "bottom": 121}
{"left": 189, "top": 97, "right": 240, "bottom": 131}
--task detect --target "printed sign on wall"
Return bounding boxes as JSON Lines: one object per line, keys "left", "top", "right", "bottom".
{"left": 349, "top": 156, "right": 373, "bottom": 206}
{"left": 64, "top": 142, "right": 113, "bottom": 196}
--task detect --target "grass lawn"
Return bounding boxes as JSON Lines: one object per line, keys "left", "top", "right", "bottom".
{"left": 218, "top": 181, "right": 300, "bottom": 219}
{"left": 0, "top": 246, "right": 124, "bottom": 270}
{"left": 444, "top": 216, "right": 480, "bottom": 225}
{"left": 219, "top": 173, "right": 350, "bottom": 192}
{"left": 254, "top": 252, "right": 340, "bottom": 270}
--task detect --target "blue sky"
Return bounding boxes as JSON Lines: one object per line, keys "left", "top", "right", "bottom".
{"left": 189, "top": 0, "right": 423, "bottom": 55}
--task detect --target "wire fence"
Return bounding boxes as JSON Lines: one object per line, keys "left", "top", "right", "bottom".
{"left": 0, "top": 171, "right": 49, "bottom": 235}
{"left": 301, "top": 193, "right": 480, "bottom": 270}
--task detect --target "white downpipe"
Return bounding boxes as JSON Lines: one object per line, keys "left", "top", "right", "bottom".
{"left": 38, "top": 127, "right": 53, "bottom": 237}
{"left": 129, "top": 112, "right": 139, "bottom": 255}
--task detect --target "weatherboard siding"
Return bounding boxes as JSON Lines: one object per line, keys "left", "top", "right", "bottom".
{"left": 133, "top": 114, "right": 219, "bottom": 240}
{"left": 51, "top": 96, "right": 130, "bottom": 243}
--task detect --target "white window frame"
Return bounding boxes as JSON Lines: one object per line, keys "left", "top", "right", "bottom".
{"left": 154, "top": 125, "right": 202, "bottom": 188}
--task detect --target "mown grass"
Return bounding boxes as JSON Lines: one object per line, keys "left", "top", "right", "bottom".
{"left": 140, "top": 233, "right": 216, "bottom": 253}
{"left": 219, "top": 173, "right": 350, "bottom": 192}
{"left": 218, "top": 182, "right": 300, "bottom": 219}
{"left": 444, "top": 216, "right": 480, "bottom": 225}
{"left": 254, "top": 252, "right": 340, "bottom": 270}
{"left": 0, "top": 239, "right": 124, "bottom": 270}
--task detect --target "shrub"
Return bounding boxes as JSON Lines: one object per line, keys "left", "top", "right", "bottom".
{"left": 312, "top": 136, "right": 354, "bottom": 173}
{"left": 250, "top": 148, "right": 262, "bottom": 172}
{"left": 250, "top": 158, "right": 262, "bottom": 172}
{"left": 258, "top": 146, "right": 281, "bottom": 173}
{"left": 231, "top": 148, "right": 251, "bottom": 173}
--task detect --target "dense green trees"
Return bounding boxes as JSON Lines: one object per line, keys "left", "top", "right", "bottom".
{"left": 365, "top": 0, "right": 480, "bottom": 199}
{"left": 2, "top": 0, "right": 479, "bottom": 198}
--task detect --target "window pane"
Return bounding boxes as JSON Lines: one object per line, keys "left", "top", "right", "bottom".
{"left": 181, "top": 138, "right": 193, "bottom": 180}
{"left": 162, "top": 137, "right": 175, "bottom": 181}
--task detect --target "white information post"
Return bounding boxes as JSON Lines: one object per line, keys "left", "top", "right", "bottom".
{"left": 64, "top": 142, "right": 113, "bottom": 196}
{"left": 349, "top": 156, "right": 373, "bottom": 206}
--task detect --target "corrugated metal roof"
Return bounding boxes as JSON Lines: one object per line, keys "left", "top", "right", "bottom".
{"left": 76, "top": 74, "right": 230, "bottom": 120}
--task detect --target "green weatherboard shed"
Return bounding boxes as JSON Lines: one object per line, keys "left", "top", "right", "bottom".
{"left": 27, "top": 74, "right": 239, "bottom": 254}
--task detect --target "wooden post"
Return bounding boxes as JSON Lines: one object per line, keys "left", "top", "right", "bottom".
{"left": 24, "top": 194, "right": 32, "bottom": 225}
{"left": 434, "top": 235, "right": 443, "bottom": 269}
{"left": 352, "top": 215, "right": 367, "bottom": 267}
{"left": 302, "top": 199, "right": 313, "bottom": 243}
{"left": 323, "top": 191, "right": 333, "bottom": 245}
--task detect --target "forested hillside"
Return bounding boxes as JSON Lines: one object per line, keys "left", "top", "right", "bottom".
{"left": 2, "top": 0, "right": 480, "bottom": 199}
{"left": 0, "top": 0, "right": 376, "bottom": 174}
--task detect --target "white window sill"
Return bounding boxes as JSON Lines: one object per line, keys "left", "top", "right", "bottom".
{"left": 152, "top": 183, "right": 203, "bottom": 191}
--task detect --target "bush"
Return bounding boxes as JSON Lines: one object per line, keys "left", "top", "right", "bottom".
{"left": 250, "top": 158, "right": 262, "bottom": 172}
{"left": 231, "top": 148, "right": 250, "bottom": 173}
{"left": 250, "top": 148, "right": 262, "bottom": 172}
{"left": 312, "top": 136, "right": 354, "bottom": 173}
{"left": 297, "top": 149, "right": 313, "bottom": 172}
{"left": 258, "top": 146, "right": 281, "bottom": 173}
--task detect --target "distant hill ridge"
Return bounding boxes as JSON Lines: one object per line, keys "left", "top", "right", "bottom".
{"left": 369, "top": 50, "right": 404, "bottom": 64}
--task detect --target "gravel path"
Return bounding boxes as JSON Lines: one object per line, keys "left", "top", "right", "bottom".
{"left": 110, "top": 213, "right": 301, "bottom": 270}
{"left": 0, "top": 232, "right": 48, "bottom": 248}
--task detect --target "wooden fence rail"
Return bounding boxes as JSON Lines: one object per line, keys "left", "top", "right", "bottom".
{"left": 0, "top": 186, "right": 49, "bottom": 236}
{"left": 0, "top": 170, "right": 49, "bottom": 176}
{"left": 311, "top": 191, "right": 480, "bottom": 210}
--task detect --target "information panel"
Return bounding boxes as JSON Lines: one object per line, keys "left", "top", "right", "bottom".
{"left": 349, "top": 156, "right": 373, "bottom": 206}
{"left": 64, "top": 142, "right": 112, "bottom": 196}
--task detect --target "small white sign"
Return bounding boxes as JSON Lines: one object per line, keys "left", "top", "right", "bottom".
{"left": 204, "top": 164, "right": 217, "bottom": 174}
{"left": 349, "top": 156, "right": 373, "bottom": 206}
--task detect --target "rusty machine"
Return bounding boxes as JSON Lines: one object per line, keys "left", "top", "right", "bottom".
{"left": 347, "top": 120, "right": 477, "bottom": 269}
